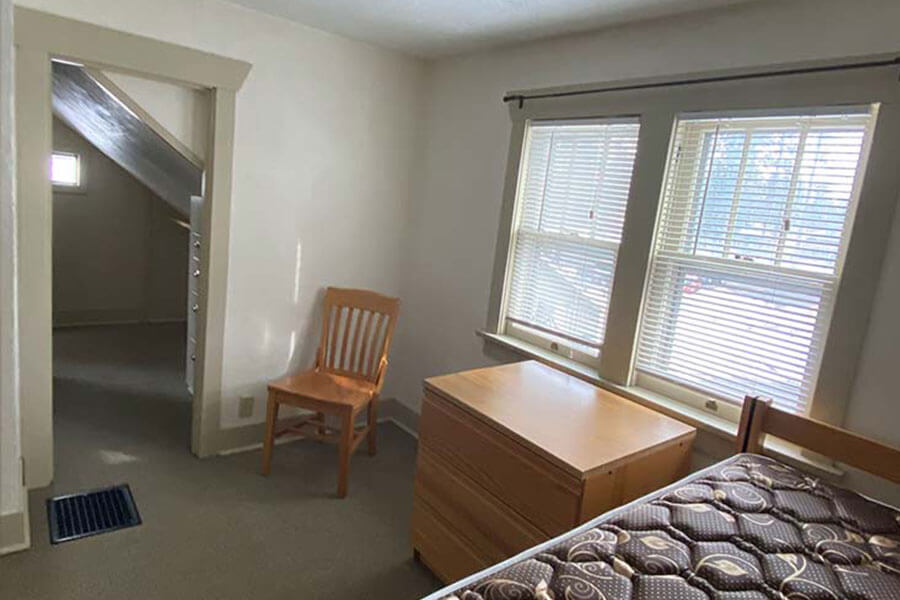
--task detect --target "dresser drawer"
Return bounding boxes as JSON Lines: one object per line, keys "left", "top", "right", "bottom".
{"left": 411, "top": 494, "right": 490, "bottom": 584}
{"left": 414, "top": 444, "right": 546, "bottom": 562}
{"left": 419, "top": 390, "right": 581, "bottom": 536}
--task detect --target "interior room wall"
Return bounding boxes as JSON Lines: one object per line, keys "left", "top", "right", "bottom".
{"left": 383, "top": 0, "right": 900, "bottom": 500}
{"left": 52, "top": 117, "right": 188, "bottom": 326}
{"left": 101, "top": 70, "right": 209, "bottom": 163}
{"left": 18, "top": 0, "right": 427, "bottom": 431}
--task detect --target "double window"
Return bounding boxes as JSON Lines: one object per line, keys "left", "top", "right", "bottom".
{"left": 493, "top": 72, "right": 893, "bottom": 422}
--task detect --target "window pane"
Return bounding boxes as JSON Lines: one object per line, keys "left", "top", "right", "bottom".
{"left": 507, "top": 231, "right": 618, "bottom": 351}
{"left": 783, "top": 127, "right": 867, "bottom": 273}
{"left": 52, "top": 153, "right": 79, "bottom": 186}
{"left": 637, "top": 108, "right": 876, "bottom": 414}
{"left": 638, "top": 257, "right": 831, "bottom": 412}
{"left": 504, "top": 119, "right": 640, "bottom": 356}
{"left": 728, "top": 128, "right": 800, "bottom": 265}
{"left": 695, "top": 130, "right": 746, "bottom": 257}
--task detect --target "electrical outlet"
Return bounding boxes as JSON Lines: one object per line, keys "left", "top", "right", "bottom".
{"left": 238, "top": 395, "right": 255, "bottom": 418}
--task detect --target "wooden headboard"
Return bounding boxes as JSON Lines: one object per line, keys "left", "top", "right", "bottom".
{"left": 736, "top": 395, "right": 900, "bottom": 484}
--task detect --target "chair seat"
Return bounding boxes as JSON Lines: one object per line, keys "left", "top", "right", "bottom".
{"left": 268, "top": 369, "right": 376, "bottom": 409}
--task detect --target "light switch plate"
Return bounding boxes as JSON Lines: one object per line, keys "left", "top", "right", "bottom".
{"left": 238, "top": 396, "right": 254, "bottom": 418}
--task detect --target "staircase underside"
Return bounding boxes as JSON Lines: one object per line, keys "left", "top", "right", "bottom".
{"left": 51, "top": 61, "right": 201, "bottom": 217}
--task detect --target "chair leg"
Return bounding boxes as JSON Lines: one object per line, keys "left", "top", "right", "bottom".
{"left": 261, "top": 394, "right": 279, "bottom": 476}
{"left": 367, "top": 399, "right": 377, "bottom": 456}
{"left": 337, "top": 409, "right": 353, "bottom": 498}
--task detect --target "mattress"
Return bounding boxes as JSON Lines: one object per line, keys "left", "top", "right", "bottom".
{"left": 424, "top": 453, "right": 900, "bottom": 600}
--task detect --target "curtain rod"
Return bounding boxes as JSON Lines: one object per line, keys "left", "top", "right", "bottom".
{"left": 503, "top": 56, "right": 900, "bottom": 107}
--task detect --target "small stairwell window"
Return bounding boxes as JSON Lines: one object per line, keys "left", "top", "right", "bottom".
{"left": 635, "top": 107, "right": 878, "bottom": 414}
{"left": 500, "top": 118, "right": 640, "bottom": 364}
{"left": 51, "top": 151, "right": 81, "bottom": 187}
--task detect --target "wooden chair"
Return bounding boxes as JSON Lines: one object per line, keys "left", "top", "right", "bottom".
{"left": 736, "top": 395, "right": 900, "bottom": 484}
{"left": 261, "top": 287, "right": 400, "bottom": 497}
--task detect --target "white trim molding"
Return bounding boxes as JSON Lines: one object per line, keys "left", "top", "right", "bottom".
{"left": 14, "top": 8, "right": 252, "bottom": 491}
{"left": 0, "top": 487, "right": 30, "bottom": 555}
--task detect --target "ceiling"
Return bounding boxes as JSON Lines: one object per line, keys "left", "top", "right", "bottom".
{"left": 225, "top": 0, "right": 759, "bottom": 58}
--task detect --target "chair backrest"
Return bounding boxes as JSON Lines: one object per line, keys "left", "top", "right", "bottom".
{"left": 316, "top": 287, "right": 400, "bottom": 385}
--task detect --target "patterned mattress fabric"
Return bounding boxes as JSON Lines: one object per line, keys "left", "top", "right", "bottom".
{"left": 436, "top": 454, "right": 900, "bottom": 600}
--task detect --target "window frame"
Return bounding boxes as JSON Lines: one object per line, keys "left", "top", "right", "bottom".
{"left": 634, "top": 108, "right": 878, "bottom": 417}
{"left": 51, "top": 150, "right": 84, "bottom": 192}
{"left": 485, "top": 55, "right": 900, "bottom": 426}
{"left": 496, "top": 116, "right": 641, "bottom": 368}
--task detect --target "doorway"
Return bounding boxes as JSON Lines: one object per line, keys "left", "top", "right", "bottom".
{"left": 50, "top": 61, "right": 205, "bottom": 473}
{"left": 15, "top": 7, "right": 250, "bottom": 489}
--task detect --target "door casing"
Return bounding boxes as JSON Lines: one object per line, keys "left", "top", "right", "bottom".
{"left": 14, "top": 7, "right": 251, "bottom": 488}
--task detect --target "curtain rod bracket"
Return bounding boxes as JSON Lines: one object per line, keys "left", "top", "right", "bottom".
{"left": 502, "top": 94, "right": 525, "bottom": 108}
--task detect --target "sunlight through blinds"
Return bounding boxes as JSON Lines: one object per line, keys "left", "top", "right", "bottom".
{"left": 635, "top": 107, "right": 877, "bottom": 414}
{"left": 503, "top": 118, "right": 640, "bottom": 358}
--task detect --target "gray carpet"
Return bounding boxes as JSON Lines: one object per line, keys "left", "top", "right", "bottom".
{"left": 0, "top": 323, "right": 440, "bottom": 599}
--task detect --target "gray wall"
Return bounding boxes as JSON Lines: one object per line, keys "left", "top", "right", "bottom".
{"left": 52, "top": 118, "right": 188, "bottom": 327}
{"left": 382, "top": 0, "right": 900, "bottom": 503}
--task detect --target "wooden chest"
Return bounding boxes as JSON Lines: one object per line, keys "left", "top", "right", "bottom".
{"left": 410, "top": 360, "right": 696, "bottom": 583}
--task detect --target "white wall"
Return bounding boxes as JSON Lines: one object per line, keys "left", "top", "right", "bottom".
{"left": 52, "top": 118, "right": 188, "bottom": 326}
{"left": 17, "top": 0, "right": 426, "bottom": 430}
{"left": 383, "top": 0, "right": 900, "bottom": 498}
{"left": 102, "top": 70, "right": 209, "bottom": 162}
{"left": 0, "top": 0, "right": 23, "bottom": 517}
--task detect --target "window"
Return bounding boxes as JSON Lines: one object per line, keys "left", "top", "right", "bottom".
{"left": 500, "top": 118, "right": 640, "bottom": 363}
{"left": 51, "top": 151, "right": 81, "bottom": 187}
{"left": 489, "top": 59, "right": 900, "bottom": 426}
{"left": 635, "top": 108, "right": 878, "bottom": 414}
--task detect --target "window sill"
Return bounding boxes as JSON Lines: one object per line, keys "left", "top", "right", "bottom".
{"left": 53, "top": 184, "right": 87, "bottom": 195}
{"left": 477, "top": 331, "right": 843, "bottom": 479}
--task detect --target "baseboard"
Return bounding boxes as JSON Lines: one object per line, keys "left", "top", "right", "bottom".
{"left": 212, "top": 398, "right": 420, "bottom": 457}
{"left": 53, "top": 312, "right": 186, "bottom": 328}
{"left": 210, "top": 420, "right": 278, "bottom": 456}
{"left": 212, "top": 414, "right": 334, "bottom": 456}
{"left": 378, "top": 398, "right": 419, "bottom": 439}
{"left": 216, "top": 431, "right": 306, "bottom": 456}
{"left": 0, "top": 489, "right": 31, "bottom": 555}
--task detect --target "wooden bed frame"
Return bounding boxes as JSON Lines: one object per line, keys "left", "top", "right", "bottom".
{"left": 736, "top": 395, "right": 900, "bottom": 485}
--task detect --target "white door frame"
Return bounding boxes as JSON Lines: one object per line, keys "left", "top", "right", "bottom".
{"left": 14, "top": 7, "right": 251, "bottom": 488}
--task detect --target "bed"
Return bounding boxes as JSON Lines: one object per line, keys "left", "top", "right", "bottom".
{"left": 422, "top": 396, "right": 900, "bottom": 600}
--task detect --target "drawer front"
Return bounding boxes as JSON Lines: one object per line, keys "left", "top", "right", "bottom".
{"left": 579, "top": 434, "right": 695, "bottom": 522}
{"left": 411, "top": 495, "right": 490, "bottom": 584}
{"left": 419, "top": 391, "right": 580, "bottom": 536}
{"left": 414, "top": 445, "right": 546, "bottom": 563}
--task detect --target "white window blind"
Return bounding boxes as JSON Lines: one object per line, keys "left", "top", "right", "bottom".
{"left": 502, "top": 118, "right": 640, "bottom": 360}
{"left": 635, "top": 107, "right": 877, "bottom": 414}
